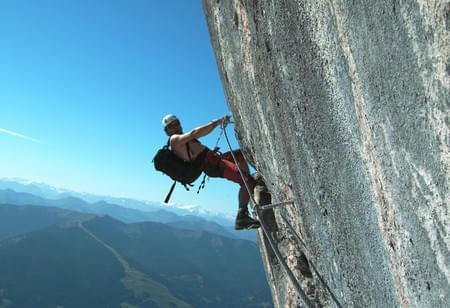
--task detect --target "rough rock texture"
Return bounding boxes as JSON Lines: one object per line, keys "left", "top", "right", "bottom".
{"left": 203, "top": 0, "right": 449, "bottom": 307}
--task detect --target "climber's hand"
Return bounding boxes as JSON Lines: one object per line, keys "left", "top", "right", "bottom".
{"left": 220, "top": 115, "right": 231, "bottom": 125}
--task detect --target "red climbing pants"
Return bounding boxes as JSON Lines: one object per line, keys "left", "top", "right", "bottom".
{"left": 201, "top": 150, "right": 249, "bottom": 186}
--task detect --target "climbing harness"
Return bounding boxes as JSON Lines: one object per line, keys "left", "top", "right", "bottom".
{"left": 196, "top": 119, "right": 230, "bottom": 194}
{"left": 220, "top": 119, "right": 344, "bottom": 308}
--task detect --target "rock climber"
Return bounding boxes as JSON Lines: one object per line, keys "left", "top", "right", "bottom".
{"left": 162, "top": 114, "right": 261, "bottom": 230}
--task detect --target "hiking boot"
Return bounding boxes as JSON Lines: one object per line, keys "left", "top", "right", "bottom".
{"left": 251, "top": 172, "right": 265, "bottom": 186}
{"left": 235, "top": 208, "right": 261, "bottom": 230}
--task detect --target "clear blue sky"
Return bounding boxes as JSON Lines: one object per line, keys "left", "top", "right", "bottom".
{"left": 0, "top": 0, "right": 242, "bottom": 216}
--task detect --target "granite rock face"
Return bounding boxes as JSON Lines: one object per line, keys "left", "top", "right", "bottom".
{"left": 203, "top": 0, "right": 449, "bottom": 307}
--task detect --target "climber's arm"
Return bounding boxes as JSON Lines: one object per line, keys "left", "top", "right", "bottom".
{"left": 171, "top": 117, "right": 226, "bottom": 146}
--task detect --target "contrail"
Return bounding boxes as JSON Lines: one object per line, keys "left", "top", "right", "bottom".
{"left": 0, "top": 128, "right": 42, "bottom": 144}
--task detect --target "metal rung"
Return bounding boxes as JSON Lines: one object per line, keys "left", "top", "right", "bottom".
{"left": 259, "top": 200, "right": 295, "bottom": 211}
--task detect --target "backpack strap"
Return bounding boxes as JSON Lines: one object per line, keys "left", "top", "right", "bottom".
{"left": 186, "top": 142, "right": 193, "bottom": 162}
{"left": 168, "top": 137, "right": 192, "bottom": 163}
{"left": 164, "top": 181, "right": 176, "bottom": 203}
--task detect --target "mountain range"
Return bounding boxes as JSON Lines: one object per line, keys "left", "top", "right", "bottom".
{"left": 0, "top": 178, "right": 232, "bottom": 223}
{"left": 0, "top": 178, "right": 257, "bottom": 242}
{"left": 0, "top": 203, "right": 272, "bottom": 307}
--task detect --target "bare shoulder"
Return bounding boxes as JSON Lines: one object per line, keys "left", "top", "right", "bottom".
{"left": 170, "top": 132, "right": 194, "bottom": 146}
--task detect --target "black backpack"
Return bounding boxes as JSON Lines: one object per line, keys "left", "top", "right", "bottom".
{"left": 153, "top": 139, "right": 203, "bottom": 203}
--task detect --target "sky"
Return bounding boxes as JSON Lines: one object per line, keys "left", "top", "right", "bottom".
{"left": 0, "top": 0, "right": 243, "bottom": 216}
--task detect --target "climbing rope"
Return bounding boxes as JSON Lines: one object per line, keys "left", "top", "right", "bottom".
{"left": 220, "top": 118, "right": 345, "bottom": 308}
{"left": 214, "top": 122, "right": 225, "bottom": 149}
{"left": 220, "top": 119, "right": 315, "bottom": 308}
{"left": 221, "top": 119, "right": 258, "bottom": 210}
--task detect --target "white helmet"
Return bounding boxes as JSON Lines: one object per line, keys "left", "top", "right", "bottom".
{"left": 162, "top": 114, "right": 178, "bottom": 128}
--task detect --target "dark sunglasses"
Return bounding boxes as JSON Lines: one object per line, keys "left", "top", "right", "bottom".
{"left": 166, "top": 120, "right": 180, "bottom": 129}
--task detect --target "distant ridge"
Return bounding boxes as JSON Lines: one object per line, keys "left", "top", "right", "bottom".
{"left": 0, "top": 187, "right": 257, "bottom": 242}
{"left": 0, "top": 177, "right": 230, "bottom": 219}
{"left": 0, "top": 205, "right": 272, "bottom": 307}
